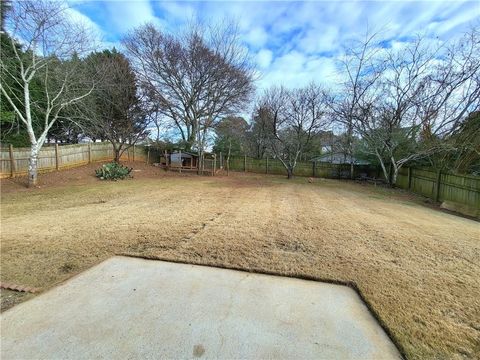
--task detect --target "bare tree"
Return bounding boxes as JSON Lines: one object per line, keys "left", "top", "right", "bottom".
{"left": 330, "top": 30, "right": 384, "bottom": 179}
{"left": 353, "top": 29, "right": 480, "bottom": 185}
{"left": 147, "top": 107, "right": 164, "bottom": 143}
{"left": 260, "top": 84, "right": 329, "bottom": 179}
{"left": 416, "top": 28, "right": 480, "bottom": 139}
{"left": 352, "top": 36, "right": 437, "bottom": 184}
{"left": 0, "top": 0, "right": 96, "bottom": 186}
{"left": 123, "top": 21, "right": 255, "bottom": 171}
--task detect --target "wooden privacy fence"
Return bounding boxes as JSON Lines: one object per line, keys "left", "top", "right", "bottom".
{"left": 225, "top": 155, "right": 376, "bottom": 179}
{"left": 396, "top": 167, "right": 480, "bottom": 209}
{"left": 224, "top": 155, "right": 480, "bottom": 211}
{"left": 0, "top": 143, "right": 148, "bottom": 178}
{"left": 2, "top": 145, "right": 478, "bottom": 211}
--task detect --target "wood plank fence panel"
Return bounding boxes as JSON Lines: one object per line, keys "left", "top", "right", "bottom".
{"left": 0, "top": 143, "right": 148, "bottom": 179}
{"left": 396, "top": 168, "right": 409, "bottom": 189}
{"left": 2, "top": 147, "right": 478, "bottom": 210}
{"left": 439, "top": 173, "right": 480, "bottom": 207}
{"left": 229, "top": 156, "right": 479, "bottom": 209}
{"left": 397, "top": 167, "right": 480, "bottom": 209}
{"left": 226, "top": 156, "right": 378, "bottom": 179}
{"left": 409, "top": 168, "right": 437, "bottom": 198}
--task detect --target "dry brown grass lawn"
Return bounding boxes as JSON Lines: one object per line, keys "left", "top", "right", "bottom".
{"left": 1, "top": 162, "right": 479, "bottom": 359}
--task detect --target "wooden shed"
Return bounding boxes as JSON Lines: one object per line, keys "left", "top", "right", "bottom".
{"left": 169, "top": 151, "right": 198, "bottom": 169}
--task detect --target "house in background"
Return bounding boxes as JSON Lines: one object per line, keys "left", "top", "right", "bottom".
{"left": 311, "top": 152, "right": 372, "bottom": 179}
{"left": 317, "top": 130, "right": 335, "bottom": 155}
{"left": 312, "top": 152, "right": 370, "bottom": 165}
{"left": 320, "top": 143, "right": 332, "bottom": 154}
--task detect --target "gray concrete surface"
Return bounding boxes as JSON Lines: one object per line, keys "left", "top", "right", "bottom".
{"left": 1, "top": 256, "right": 400, "bottom": 359}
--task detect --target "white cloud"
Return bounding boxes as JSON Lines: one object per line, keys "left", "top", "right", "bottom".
{"left": 65, "top": 7, "right": 119, "bottom": 50}
{"left": 256, "top": 49, "right": 273, "bottom": 69}
{"left": 257, "top": 51, "right": 340, "bottom": 90}
{"left": 65, "top": 7, "right": 103, "bottom": 36}
{"left": 157, "top": 1, "right": 196, "bottom": 21}
{"left": 103, "top": 0, "right": 163, "bottom": 33}
{"left": 153, "top": 1, "right": 196, "bottom": 30}
{"left": 71, "top": 0, "right": 478, "bottom": 92}
{"left": 297, "top": 25, "right": 339, "bottom": 54}
{"left": 244, "top": 26, "right": 268, "bottom": 48}
{"left": 429, "top": 8, "right": 479, "bottom": 35}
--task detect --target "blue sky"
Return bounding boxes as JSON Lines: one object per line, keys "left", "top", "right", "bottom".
{"left": 68, "top": 0, "right": 480, "bottom": 90}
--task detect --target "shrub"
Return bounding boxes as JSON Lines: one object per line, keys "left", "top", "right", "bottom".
{"left": 95, "top": 162, "right": 133, "bottom": 180}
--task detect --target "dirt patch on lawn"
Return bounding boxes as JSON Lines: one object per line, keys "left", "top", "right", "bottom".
{"left": 0, "top": 161, "right": 190, "bottom": 193}
{"left": 1, "top": 167, "right": 479, "bottom": 359}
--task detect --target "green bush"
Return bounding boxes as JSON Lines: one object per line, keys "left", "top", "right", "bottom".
{"left": 95, "top": 162, "right": 133, "bottom": 180}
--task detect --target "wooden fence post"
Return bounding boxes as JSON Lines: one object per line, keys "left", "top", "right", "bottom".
{"left": 9, "top": 144, "right": 16, "bottom": 177}
{"left": 434, "top": 169, "right": 442, "bottom": 202}
{"left": 266, "top": 156, "right": 269, "bottom": 174}
{"left": 407, "top": 167, "right": 412, "bottom": 189}
{"left": 312, "top": 161, "right": 316, "bottom": 177}
{"left": 213, "top": 154, "right": 216, "bottom": 176}
{"left": 88, "top": 143, "right": 92, "bottom": 164}
{"left": 244, "top": 154, "right": 247, "bottom": 172}
{"left": 55, "top": 143, "right": 60, "bottom": 170}
{"left": 179, "top": 150, "right": 182, "bottom": 173}
{"left": 164, "top": 150, "right": 169, "bottom": 170}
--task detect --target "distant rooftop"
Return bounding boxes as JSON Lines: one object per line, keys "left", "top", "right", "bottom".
{"left": 312, "top": 153, "right": 370, "bottom": 165}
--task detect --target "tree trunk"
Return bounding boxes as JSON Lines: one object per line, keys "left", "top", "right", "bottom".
{"left": 197, "top": 151, "right": 202, "bottom": 175}
{"left": 388, "top": 162, "right": 394, "bottom": 186}
{"left": 347, "top": 123, "right": 354, "bottom": 179}
{"left": 390, "top": 158, "right": 399, "bottom": 187}
{"left": 28, "top": 144, "right": 39, "bottom": 187}
{"left": 379, "top": 164, "right": 389, "bottom": 184}
{"left": 113, "top": 145, "right": 121, "bottom": 162}
{"left": 287, "top": 167, "right": 293, "bottom": 179}
{"left": 375, "top": 150, "right": 389, "bottom": 184}
{"left": 187, "top": 131, "right": 196, "bottom": 152}
{"left": 391, "top": 168, "right": 399, "bottom": 187}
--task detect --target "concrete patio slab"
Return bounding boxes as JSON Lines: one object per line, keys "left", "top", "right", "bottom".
{"left": 1, "top": 256, "right": 400, "bottom": 359}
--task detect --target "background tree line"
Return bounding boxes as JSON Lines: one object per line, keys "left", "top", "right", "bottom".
{"left": 213, "top": 29, "right": 479, "bottom": 184}
{"left": 1, "top": 0, "right": 478, "bottom": 187}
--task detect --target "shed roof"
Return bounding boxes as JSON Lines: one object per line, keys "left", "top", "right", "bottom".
{"left": 171, "top": 151, "right": 197, "bottom": 159}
